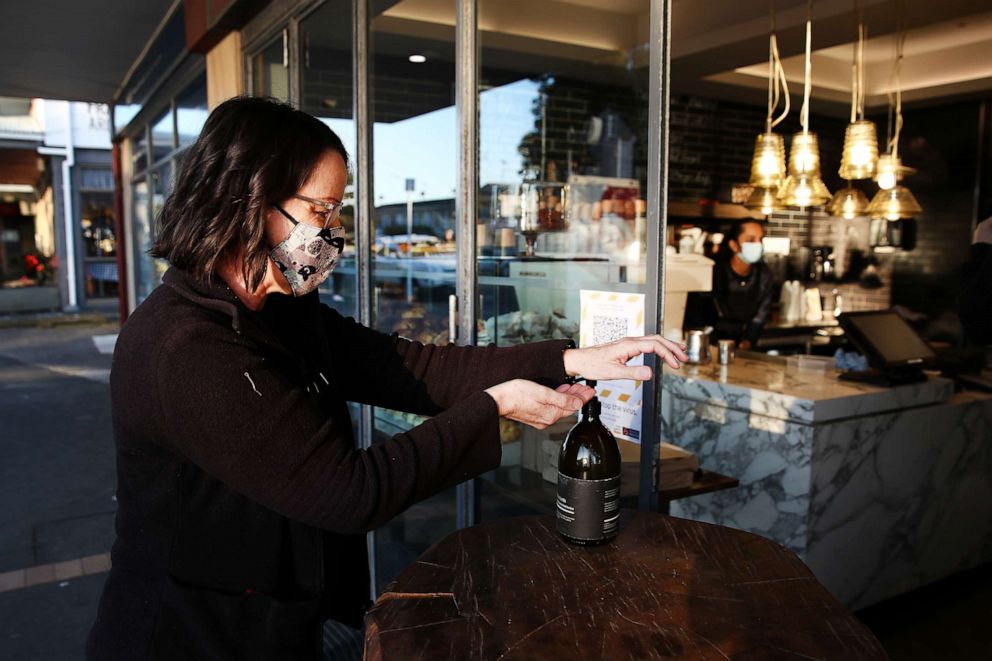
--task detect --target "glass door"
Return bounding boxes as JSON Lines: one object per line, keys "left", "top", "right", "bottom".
{"left": 474, "top": 0, "right": 654, "bottom": 521}
{"left": 300, "top": 0, "right": 358, "bottom": 320}
{"left": 368, "top": 0, "right": 460, "bottom": 592}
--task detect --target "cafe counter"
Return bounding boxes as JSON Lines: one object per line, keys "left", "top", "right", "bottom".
{"left": 661, "top": 352, "right": 992, "bottom": 610}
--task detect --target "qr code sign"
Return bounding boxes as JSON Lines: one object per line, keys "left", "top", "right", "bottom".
{"left": 592, "top": 315, "right": 628, "bottom": 345}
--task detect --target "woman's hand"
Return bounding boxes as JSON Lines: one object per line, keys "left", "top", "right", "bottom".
{"left": 485, "top": 380, "right": 596, "bottom": 430}
{"left": 563, "top": 335, "right": 688, "bottom": 382}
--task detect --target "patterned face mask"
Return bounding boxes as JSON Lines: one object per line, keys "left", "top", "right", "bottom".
{"left": 270, "top": 204, "right": 345, "bottom": 297}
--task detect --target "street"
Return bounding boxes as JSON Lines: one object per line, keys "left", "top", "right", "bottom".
{"left": 0, "top": 320, "right": 118, "bottom": 660}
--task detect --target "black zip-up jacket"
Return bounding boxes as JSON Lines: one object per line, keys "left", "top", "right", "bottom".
{"left": 86, "top": 267, "right": 571, "bottom": 660}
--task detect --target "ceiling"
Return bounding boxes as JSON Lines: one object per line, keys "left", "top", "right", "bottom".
{"left": 705, "top": 1, "right": 992, "bottom": 112}
{"left": 0, "top": 0, "right": 176, "bottom": 102}
{"left": 381, "top": 0, "right": 992, "bottom": 115}
{"left": 0, "top": 0, "right": 988, "bottom": 114}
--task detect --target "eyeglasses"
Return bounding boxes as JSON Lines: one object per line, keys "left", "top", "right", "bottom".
{"left": 292, "top": 194, "right": 343, "bottom": 228}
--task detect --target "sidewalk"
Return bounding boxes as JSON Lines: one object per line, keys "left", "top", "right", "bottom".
{"left": 0, "top": 322, "right": 117, "bottom": 660}
{"left": 0, "top": 310, "right": 118, "bottom": 330}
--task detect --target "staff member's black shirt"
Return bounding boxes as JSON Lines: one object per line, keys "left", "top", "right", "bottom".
{"left": 685, "top": 258, "right": 776, "bottom": 346}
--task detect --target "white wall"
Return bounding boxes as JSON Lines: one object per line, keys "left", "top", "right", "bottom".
{"left": 37, "top": 99, "right": 111, "bottom": 150}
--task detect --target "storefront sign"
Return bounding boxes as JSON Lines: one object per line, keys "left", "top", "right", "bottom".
{"left": 579, "top": 290, "right": 645, "bottom": 443}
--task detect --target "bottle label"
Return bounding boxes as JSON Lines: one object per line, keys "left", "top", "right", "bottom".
{"left": 556, "top": 473, "right": 620, "bottom": 542}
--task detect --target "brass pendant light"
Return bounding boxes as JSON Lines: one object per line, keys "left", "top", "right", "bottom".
{"left": 870, "top": 3, "right": 922, "bottom": 220}
{"left": 867, "top": 185, "right": 922, "bottom": 220}
{"left": 840, "top": 121, "right": 879, "bottom": 180}
{"left": 838, "top": 5, "right": 879, "bottom": 181}
{"left": 746, "top": 1, "right": 790, "bottom": 214}
{"left": 874, "top": 153, "right": 915, "bottom": 190}
{"left": 749, "top": 132, "right": 787, "bottom": 190}
{"left": 745, "top": 186, "right": 781, "bottom": 215}
{"left": 780, "top": 0, "right": 831, "bottom": 208}
{"left": 828, "top": 186, "right": 870, "bottom": 219}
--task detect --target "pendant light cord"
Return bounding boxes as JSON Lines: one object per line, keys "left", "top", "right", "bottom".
{"left": 857, "top": 12, "right": 867, "bottom": 119}
{"left": 849, "top": 1, "right": 858, "bottom": 124}
{"left": 889, "top": 2, "right": 906, "bottom": 159}
{"left": 800, "top": 0, "right": 812, "bottom": 135}
{"left": 850, "top": 0, "right": 867, "bottom": 122}
{"left": 767, "top": 0, "right": 790, "bottom": 131}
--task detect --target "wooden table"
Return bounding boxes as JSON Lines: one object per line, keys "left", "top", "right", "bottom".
{"left": 365, "top": 511, "right": 887, "bottom": 660}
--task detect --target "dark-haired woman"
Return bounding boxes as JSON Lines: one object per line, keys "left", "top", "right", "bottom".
{"left": 86, "top": 96, "right": 687, "bottom": 660}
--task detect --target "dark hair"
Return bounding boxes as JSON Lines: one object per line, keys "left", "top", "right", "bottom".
{"left": 718, "top": 219, "right": 764, "bottom": 261}
{"left": 151, "top": 96, "right": 349, "bottom": 289}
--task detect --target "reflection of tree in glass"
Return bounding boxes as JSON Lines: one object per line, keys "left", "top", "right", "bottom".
{"left": 516, "top": 75, "right": 648, "bottom": 183}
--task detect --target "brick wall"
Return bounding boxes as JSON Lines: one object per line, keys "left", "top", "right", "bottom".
{"left": 763, "top": 209, "right": 893, "bottom": 313}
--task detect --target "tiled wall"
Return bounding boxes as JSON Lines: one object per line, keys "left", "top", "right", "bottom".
{"left": 764, "top": 209, "right": 893, "bottom": 313}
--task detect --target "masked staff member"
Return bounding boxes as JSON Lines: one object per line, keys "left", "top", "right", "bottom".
{"left": 685, "top": 220, "right": 775, "bottom": 351}
{"left": 711, "top": 220, "right": 775, "bottom": 350}
{"left": 86, "top": 97, "right": 687, "bottom": 661}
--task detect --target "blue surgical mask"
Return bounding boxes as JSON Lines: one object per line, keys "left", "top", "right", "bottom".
{"left": 739, "top": 241, "right": 763, "bottom": 264}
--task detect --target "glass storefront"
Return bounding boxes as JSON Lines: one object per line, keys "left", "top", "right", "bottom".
{"left": 228, "top": 0, "right": 670, "bottom": 592}
{"left": 118, "top": 0, "right": 670, "bottom": 595}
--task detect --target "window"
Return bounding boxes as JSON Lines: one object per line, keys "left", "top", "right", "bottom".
{"left": 177, "top": 73, "right": 208, "bottom": 147}
{"left": 151, "top": 109, "right": 174, "bottom": 164}
{"left": 253, "top": 34, "right": 289, "bottom": 102}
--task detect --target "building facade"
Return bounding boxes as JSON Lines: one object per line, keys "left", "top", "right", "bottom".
{"left": 0, "top": 98, "right": 114, "bottom": 314}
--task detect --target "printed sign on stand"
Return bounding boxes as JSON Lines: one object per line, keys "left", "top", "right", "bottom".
{"left": 579, "top": 290, "right": 646, "bottom": 443}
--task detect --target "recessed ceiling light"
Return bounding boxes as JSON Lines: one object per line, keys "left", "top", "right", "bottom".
{"left": 408, "top": 54, "right": 427, "bottom": 63}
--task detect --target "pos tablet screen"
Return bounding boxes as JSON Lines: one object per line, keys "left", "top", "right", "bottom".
{"left": 837, "top": 310, "right": 936, "bottom": 369}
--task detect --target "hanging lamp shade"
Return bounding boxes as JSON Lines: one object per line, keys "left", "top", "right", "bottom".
{"left": 744, "top": 186, "right": 781, "bottom": 215}
{"left": 788, "top": 131, "right": 823, "bottom": 176}
{"left": 749, "top": 132, "right": 787, "bottom": 188}
{"left": 867, "top": 185, "right": 922, "bottom": 220}
{"left": 779, "top": 173, "right": 831, "bottom": 208}
{"left": 780, "top": 131, "right": 830, "bottom": 207}
{"left": 874, "top": 153, "right": 916, "bottom": 190}
{"left": 828, "top": 185, "right": 869, "bottom": 219}
{"left": 839, "top": 120, "right": 879, "bottom": 180}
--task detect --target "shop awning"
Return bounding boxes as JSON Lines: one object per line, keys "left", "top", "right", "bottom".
{"left": 0, "top": 0, "right": 174, "bottom": 103}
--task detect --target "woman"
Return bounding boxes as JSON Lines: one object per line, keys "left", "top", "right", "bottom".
{"left": 86, "top": 97, "right": 686, "bottom": 660}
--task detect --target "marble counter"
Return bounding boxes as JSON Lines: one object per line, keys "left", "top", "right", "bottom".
{"left": 664, "top": 353, "right": 954, "bottom": 424}
{"left": 663, "top": 355, "right": 992, "bottom": 610}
